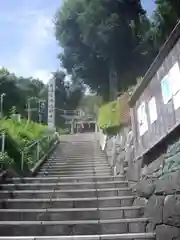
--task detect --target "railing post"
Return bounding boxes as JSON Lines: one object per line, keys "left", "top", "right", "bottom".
{"left": 1, "top": 132, "right": 5, "bottom": 153}
{"left": 21, "top": 151, "right": 24, "bottom": 171}
{"left": 36, "top": 140, "right": 40, "bottom": 162}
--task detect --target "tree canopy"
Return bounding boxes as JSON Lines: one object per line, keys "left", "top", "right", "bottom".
{"left": 150, "top": 0, "right": 180, "bottom": 48}
{"left": 55, "top": 0, "right": 180, "bottom": 102}
{"left": 55, "top": 0, "right": 153, "bottom": 101}
{"left": 0, "top": 68, "right": 84, "bottom": 127}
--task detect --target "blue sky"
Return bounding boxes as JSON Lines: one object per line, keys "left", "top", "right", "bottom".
{"left": 0, "top": 0, "right": 156, "bottom": 83}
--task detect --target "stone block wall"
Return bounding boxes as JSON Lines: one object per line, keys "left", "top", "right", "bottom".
{"left": 132, "top": 136, "right": 180, "bottom": 240}
{"left": 98, "top": 123, "right": 180, "bottom": 239}
{"left": 104, "top": 126, "right": 132, "bottom": 176}
{"left": 99, "top": 125, "right": 180, "bottom": 239}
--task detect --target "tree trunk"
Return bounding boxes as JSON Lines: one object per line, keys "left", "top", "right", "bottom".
{"left": 109, "top": 60, "right": 118, "bottom": 101}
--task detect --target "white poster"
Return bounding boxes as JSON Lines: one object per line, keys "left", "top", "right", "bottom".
{"left": 161, "top": 75, "right": 172, "bottom": 104}
{"left": 148, "top": 97, "right": 158, "bottom": 124}
{"left": 169, "top": 62, "right": 180, "bottom": 95}
{"left": 48, "top": 77, "right": 55, "bottom": 129}
{"left": 137, "top": 102, "right": 148, "bottom": 136}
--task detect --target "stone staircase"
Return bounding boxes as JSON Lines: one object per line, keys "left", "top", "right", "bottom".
{"left": 0, "top": 133, "right": 155, "bottom": 239}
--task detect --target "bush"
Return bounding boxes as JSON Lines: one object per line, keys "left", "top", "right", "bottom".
{"left": 0, "top": 118, "right": 48, "bottom": 148}
{"left": 0, "top": 118, "right": 53, "bottom": 172}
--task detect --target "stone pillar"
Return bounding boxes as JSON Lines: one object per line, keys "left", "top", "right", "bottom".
{"left": 71, "top": 120, "right": 74, "bottom": 134}
{"left": 111, "top": 136, "right": 117, "bottom": 168}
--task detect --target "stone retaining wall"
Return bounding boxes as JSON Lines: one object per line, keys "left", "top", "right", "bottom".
{"left": 104, "top": 126, "right": 132, "bottom": 175}
{"left": 133, "top": 136, "right": 180, "bottom": 240}
{"left": 100, "top": 127, "right": 180, "bottom": 239}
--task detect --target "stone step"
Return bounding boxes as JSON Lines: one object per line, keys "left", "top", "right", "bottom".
{"left": 49, "top": 156, "right": 105, "bottom": 159}
{"left": 0, "top": 218, "right": 149, "bottom": 236}
{"left": 48, "top": 160, "right": 106, "bottom": 163}
{"left": 42, "top": 165, "right": 110, "bottom": 170}
{"left": 41, "top": 164, "right": 110, "bottom": 168}
{"left": 43, "top": 163, "right": 110, "bottom": 167}
{"left": 0, "top": 206, "right": 143, "bottom": 221}
{"left": 48, "top": 155, "right": 106, "bottom": 158}
{"left": 0, "top": 232, "right": 156, "bottom": 239}
{"left": 37, "top": 171, "right": 112, "bottom": 176}
{"left": 48, "top": 157, "right": 106, "bottom": 160}
{"left": 0, "top": 180, "right": 128, "bottom": 190}
{"left": 49, "top": 156, "right": 106, "bottom": 158}
{"left": 40, "top": 169, "right": 111, "bottom": 173}
{"left": 0, "top": 187, "right": 132, "bottom": 198}
{"left": 1, "top": 196, "right": 135, "bottom": 208}
{"left": 41, "top": 166, "right": 110, "bottom": 170}
{"left": 47, "top": 161, "right": 108, "bottom": 165}
{"left": 37, "top": 174, "right": 112, "bottom": 178}
{"left": 49, "top": 157, "right": 106, "bottom": 159}
{"left": 38, "top": 169, "right": 111, "bottom": 173}
{"left": 5, "top": 175, "right": 125, "bottom": 183}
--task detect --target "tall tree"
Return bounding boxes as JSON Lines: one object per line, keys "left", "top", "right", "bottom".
{"left": 55, "top": 0, "right": 151, "bottom": 101}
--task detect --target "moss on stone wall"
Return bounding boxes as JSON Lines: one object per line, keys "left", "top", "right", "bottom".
{"left": 98, "top": 100, "right": 120, "bottom": 130}
{"left": 98, "top": 93, "right": 130, "bottom": 133}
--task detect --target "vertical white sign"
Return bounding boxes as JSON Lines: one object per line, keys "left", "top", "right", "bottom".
{"left": 137, "top": 102, "right": 148, "bottom": 136}
{"left": 148, "top": 97, "right": 158, "bottom": 124}
{"left": 48, "top": 77, "right": 55, "bottom": 129}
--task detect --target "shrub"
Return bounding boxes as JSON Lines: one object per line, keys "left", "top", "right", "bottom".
{"left": 0, "top": 118, "right": 52, "bottom": 172}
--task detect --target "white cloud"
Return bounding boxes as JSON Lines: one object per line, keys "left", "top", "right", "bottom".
{"left": 4, "top": 6, "right": 59, "bottom": 82}
{"left": 13, "top": 12, "right": 54, "bottom": 79}
{"left": 33, "top": 69, "right": 52, "bottom": 83}
{"left": 64, "top": 75, "right": 72, "bottom": 83}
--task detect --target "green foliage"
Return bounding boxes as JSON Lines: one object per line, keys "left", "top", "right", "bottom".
{"left": 0, "top": 118, "right": 48, "bottom": 148}
{"left": 55, "top": 0, "right": 150, "bottom": 101}
{"left": 98, "top": 100, "right": 120, "bottom": 130}
{"left": 55, "top": 0, "right": 180, "bottom": 102}
{"left": 154, "top": 0, "right": 180, "bottom": 45}
{"left": 23, "top": 137, "right": 53, "bottom": 169}
{"left": 0, "top": 152, "right": 14, "bottom": 167}
{"left": 98, "top": 93, "right": 130, "bottom": 134}
{"left": 0, "top": 67, "right": 84, "bottom": 128}
{"left": 0, "top": 118, "right": 51, "bottom": 172}
{"left": 0, "top": 69, "right": 46, "bottom": 121}
{"left": 142, "top": 1, "right": 180, "bottom": 55}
